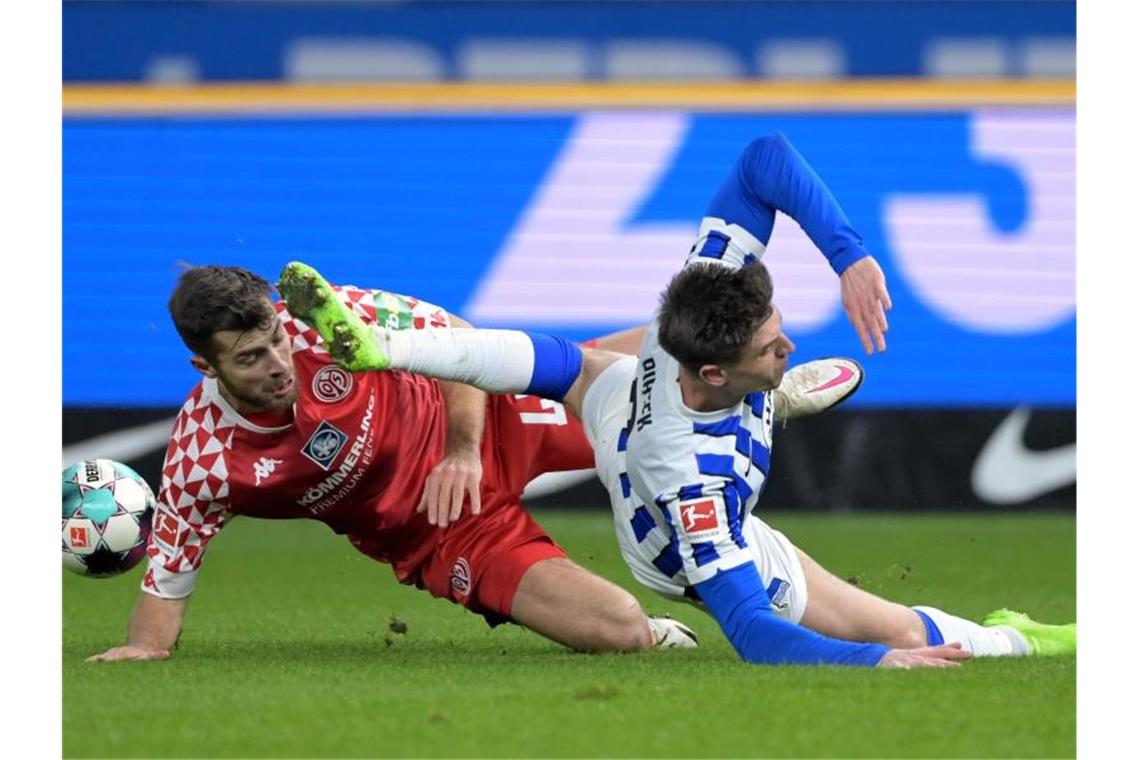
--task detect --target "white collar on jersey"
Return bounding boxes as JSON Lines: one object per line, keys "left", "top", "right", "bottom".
{"left": 202, "top": 378, "right": 295, "bottom": 434}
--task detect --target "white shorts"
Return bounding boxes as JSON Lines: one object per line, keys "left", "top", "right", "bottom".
{"left": 582, "top": 355, "right": 808, "bottom": 624}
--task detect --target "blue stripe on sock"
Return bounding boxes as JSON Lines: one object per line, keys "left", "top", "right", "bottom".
{"left": 523, "top": 332, "right": 583, "bottom": 401}
{"left": 915, "top": 608, "right": 945, "bottom": 646}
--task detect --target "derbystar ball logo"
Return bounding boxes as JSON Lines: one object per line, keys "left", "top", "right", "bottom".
{"left": 301, "top": 421, "right": 349, "bottom": 471}
{"left": 83, "top": 460, "right": 101, "bottom": 483}
{"left": 680, "top": 499, "right": 718, "bottom": 534}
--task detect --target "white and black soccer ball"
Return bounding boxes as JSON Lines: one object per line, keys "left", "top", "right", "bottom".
{"left": 62, "top": 459, "right": 155, "bottom": 578}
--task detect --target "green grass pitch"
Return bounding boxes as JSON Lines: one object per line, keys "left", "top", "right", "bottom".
{"left": 63, "top": 511, "right": 1075, "bottom": 758}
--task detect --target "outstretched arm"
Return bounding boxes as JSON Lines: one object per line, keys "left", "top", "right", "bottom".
{"left": 702, "top": 133, "right": 892, "bottom": 354}
{"left": 87, "top": 422, "right": 232, "bottom": 662}
{"left": 695, "top": 562, "right": 887, "bottom": 666}
{"left": 695, "top": 563, "right": 968, "bottom": 668}
{"left": 661, "top": 484, "right": 964, "bottom": 668}
{"left": 87, "top": 592, "right": 188, "bottom": 662}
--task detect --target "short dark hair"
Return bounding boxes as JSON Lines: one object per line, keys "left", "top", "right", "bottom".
{"left": 168, "top": 265, "right": 276, "bottom": 360}
{"left": 657, "top": 262, "right": 774, "bottom": 371}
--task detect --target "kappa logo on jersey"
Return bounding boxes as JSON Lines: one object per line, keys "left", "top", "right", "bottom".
{"left": 253, "top": 456, "right": 284, "bottom": 486}
{"left": 311, "top": 365, "right": 354, "bottom": 403}
{"left": 69, "top": 525, "right": 90, "bottom": 549}
{"left": 450, "top": 557, "right": 472, "bottom": 597}
{"left": 301, "top": 421, "right": 349, "bottom": 470}
{"left": 680, "top": 499, "right": 719, "bottom": 534}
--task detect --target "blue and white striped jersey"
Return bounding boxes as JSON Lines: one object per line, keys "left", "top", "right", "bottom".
{"left": 614, "top": 132, "right": 869, "bottom": 598}
{"left": 599, "top": 133, "right": 888, "bottom": 665}
{"left": 615, "top": 216, "right": 775, "bottom": 596}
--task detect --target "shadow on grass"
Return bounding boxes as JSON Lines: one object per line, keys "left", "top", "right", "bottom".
{"left": 71, "top": 635, "right": 640, "bottom": 665}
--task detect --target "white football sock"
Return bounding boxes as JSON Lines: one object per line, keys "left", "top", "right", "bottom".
{"left": 380, "top": 326, "right": 536, "bottom": 393}
{"left": 914, "top": 605, "right": 1030, "bottom": 657}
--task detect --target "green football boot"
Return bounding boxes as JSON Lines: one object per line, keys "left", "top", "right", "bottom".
{"left": 278, "top": 261, "right": 391, "bottom": 371}
{"left": 983, "top": 609, "right": 1076, "bottom": 656}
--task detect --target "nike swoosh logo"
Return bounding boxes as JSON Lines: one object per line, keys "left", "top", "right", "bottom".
{"left": 807, "top": 364, "right": 856, "bottom": 394}
{"left": 971, "top": 408, "right": 1076, "bottom": 504}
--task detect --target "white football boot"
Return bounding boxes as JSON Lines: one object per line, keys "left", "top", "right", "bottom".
{"left": 648, "top": 616, "right": 699, "bottom": 649}
{"left": 770, "top": 358, "right": 864, "bottom": 422}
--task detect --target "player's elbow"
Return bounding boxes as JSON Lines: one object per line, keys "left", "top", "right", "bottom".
{"left": 744, "top": 132, "right": 793, "bottom": 162}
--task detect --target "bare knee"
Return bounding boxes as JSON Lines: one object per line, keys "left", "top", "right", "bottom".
{"left": 582, "top": 588, "right": 653, "bottom": 653}
{"left": 880, "top": 610, "right": 928, "bottom": 649}
{"left": 510, "top": 558, "right": 653, "bottom": 653}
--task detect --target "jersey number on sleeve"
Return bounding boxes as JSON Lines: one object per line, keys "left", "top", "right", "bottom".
{"left": 514, "top": 396, "right": 568, "bottom": 426}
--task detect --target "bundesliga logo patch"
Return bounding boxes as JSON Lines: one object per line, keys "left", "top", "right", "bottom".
{"left": 680, "top": 498, "right": 719, "bottom": 535}
{"left": 301, "top": 421, "right": 349, "bottom": 471}
{"left": 69, "top": 525, "right": 90, "bottom": 549}
{"left": 151, "top": 512, "right": 181, "bottom": 553}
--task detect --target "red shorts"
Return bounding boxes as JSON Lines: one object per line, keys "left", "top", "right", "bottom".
{"left": 416, "top": 503, "right": 567, "bottom": 625}
{"left": 354, "top": 393, "right": 594, "bottom": 624}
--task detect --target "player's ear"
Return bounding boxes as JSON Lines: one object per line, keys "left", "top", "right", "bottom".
{"left": 698, "top": 364, "right": 728, "bottom": 387}
{"left": 189, "top": 355, "right": 217, "bottom": 378}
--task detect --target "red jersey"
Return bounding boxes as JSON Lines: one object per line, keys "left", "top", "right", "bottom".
{"left": 143, "top": 286, "right": 474, "bottom": 599}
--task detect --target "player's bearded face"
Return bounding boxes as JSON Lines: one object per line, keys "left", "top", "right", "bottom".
{"left": 202, "top": 320, "right": 298, "bottom": 414}
{"left": 722, "top": 307, "right": 795, "bottom": 394}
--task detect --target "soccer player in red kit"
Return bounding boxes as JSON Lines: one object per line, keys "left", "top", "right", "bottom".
{"left": 88, "top": 266, "right": 695, "bottom": 662}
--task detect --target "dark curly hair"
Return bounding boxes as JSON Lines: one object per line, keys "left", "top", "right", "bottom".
{"left": 657, "top": 262, "right": 774, "bottom": 371}
{"left": 167, "top": 265, "right": 277, "bottom": 361}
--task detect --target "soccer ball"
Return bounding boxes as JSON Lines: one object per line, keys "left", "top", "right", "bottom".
{"left": 62, "top": 459, "right": 155, "bottom": 578}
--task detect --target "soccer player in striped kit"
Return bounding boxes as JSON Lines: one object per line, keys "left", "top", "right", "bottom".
{"left": 281, "top": 132, "right": 1075, "bottom": 668}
